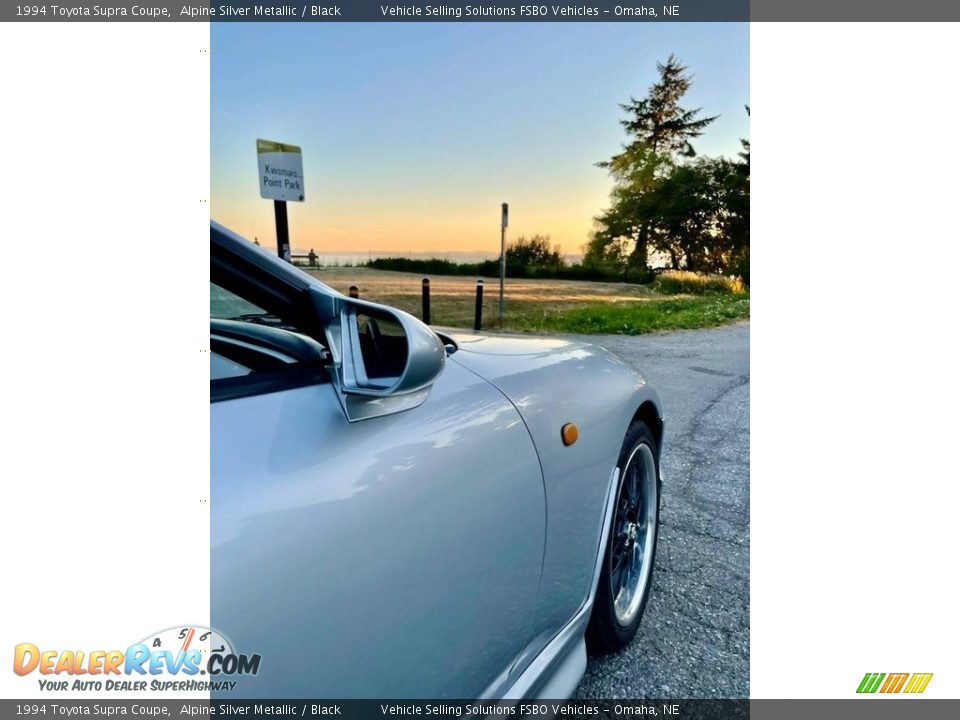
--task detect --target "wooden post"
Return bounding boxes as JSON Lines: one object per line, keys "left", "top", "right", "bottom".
{"left": 474, "top": 279, "right": 484, "bottom": 331}
{"left": 421, "top": 277, "right": 431, "bottom": 325}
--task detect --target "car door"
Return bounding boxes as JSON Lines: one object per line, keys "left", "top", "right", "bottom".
{"left": 209, "top": 225, "right": 546, "bottom": 698}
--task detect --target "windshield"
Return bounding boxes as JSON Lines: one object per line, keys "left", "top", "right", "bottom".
{"left": 210, "top": 282, "right": 266, "bottom": 319}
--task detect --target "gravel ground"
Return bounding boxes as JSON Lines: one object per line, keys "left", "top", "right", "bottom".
{"left": 573, "top": 322, "right": 750, "bottom": 699}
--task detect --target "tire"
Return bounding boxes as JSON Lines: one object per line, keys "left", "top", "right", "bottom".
{"left": 586, "top": 420, "right": 661, "bottom": 654}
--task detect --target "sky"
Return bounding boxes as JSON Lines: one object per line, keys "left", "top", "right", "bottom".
{"left": 211, "top": 23, "right": 749, "bottom": 257}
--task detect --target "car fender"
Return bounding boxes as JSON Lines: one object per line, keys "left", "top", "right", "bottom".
{"left": 448, "top": 333, "right": 661, "bottom": 639}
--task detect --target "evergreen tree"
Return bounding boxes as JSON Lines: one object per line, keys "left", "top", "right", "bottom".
{"left": 612, "top": 54, "right": 718, "bottom": 159}
{"left": 592, "top": 55, "right": 718, "bottom": 271}
{"left": 725, "top": 105, "right": 750, "bottom": 282}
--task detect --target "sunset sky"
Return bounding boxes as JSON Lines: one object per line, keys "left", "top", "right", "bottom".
{"left": 211, "top": 23, "right": 748, "bottom": 257}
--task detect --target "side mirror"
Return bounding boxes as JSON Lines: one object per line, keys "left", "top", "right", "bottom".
{"left": 318, "top": 292, "right": 445, "bottom": 421}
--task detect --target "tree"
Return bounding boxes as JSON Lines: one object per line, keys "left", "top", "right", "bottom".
{"left": 612, "top": 54, "right": 718, "bottom": 159}
{"left": 725, "top": 106, "right": 750, "bottom": 283}
{"left": 604, "top": 158, "right": 721, "bottom": 273}
{"left": 506, "top": 235, "right": 562, "bottom": 275}
{"left": 594, "top": 55, "right": 718, "bottom": 271}
{"left": 584, "top": 228, "right": 634, "bottom": 279}
{"left": 647, "top": 161, "right": 718, "bottom": 271}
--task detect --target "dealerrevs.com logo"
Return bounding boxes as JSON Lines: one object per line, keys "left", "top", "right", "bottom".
{"left": 13, "top": 626, "right": 260, "bottom": 692}
{"left": 857, "top": 672, "right": 933, "bottom": 694}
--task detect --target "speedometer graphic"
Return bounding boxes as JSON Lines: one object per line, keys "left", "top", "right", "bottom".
{"left": 138, "top": 625, "right": 236, "bottom": 675}
{"left": 130, "top": 624, "right": 260, "bottom": 681}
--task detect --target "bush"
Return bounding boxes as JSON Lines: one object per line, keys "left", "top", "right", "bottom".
{"left": 366, "top": 257, "right": 652, "bottom": 284}
{"left": 506, "top": 235, "right": 563, "bottom": 268}
{"left": 730, "top": 252, "right": 750, "bottom": 287}
{"left": 367, "top": 257, "right": 474, "bottom": 275}
{"left": 652, "top": 270, "right": 745, "bottom": 295}
{"left": 366, "top": 257, "right": 656, "bottom": 283}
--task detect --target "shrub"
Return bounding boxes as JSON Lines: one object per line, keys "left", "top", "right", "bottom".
{"left": 730, "top": 252, "right": 750, "bottom": 287}
{"left": 506, "top": 235, "right": 563, "bottom": 268}
{"left": 367, "top": 257, "right": 472, "bottom": 275}
{"left": 653, "top": 270, "right": 745, "bottom": 295}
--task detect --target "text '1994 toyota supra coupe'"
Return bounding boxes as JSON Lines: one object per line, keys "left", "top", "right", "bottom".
{"left": 210, "top": 221, "right": 664, "bottom": 699}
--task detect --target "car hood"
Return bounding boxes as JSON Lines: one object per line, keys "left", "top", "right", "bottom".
{"left": 444, "top": 331, "right": 591, "bottom": 357}
{"left": 443, "top": 330, "right": 615, "bottom": 388}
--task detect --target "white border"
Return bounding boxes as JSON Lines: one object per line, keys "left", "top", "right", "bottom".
{"left": 0, "top": 22, "right": 210, "bottom": 698}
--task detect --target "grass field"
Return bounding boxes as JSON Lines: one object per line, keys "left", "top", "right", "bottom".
{"left": 305, "top": 267, "right": 749, "bottom": 335}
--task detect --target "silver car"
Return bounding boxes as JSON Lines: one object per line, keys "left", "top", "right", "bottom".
{"left": 210, "top": 221, "right": 664, "bottom": 698}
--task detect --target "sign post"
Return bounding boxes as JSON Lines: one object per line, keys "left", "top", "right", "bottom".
{"left": 273, "top": 200, "right": 290, "bottom": 262}
{"left": 256, "top": 138, "right": 305, "bottom": 262}
{"left": 499, "top": 202, "right": 508, "bottom": 323}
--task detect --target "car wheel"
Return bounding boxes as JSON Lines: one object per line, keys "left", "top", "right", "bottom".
{"left": 586, "top": 420, "right": 661, "bottom": 653}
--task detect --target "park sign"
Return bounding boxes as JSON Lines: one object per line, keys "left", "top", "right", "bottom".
{"left": 256, "top": 139, "right": 305, "bottom": 202}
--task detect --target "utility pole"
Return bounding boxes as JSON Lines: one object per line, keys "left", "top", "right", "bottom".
{"left": 499, "top": 202, "right": 508, "bottom": 322}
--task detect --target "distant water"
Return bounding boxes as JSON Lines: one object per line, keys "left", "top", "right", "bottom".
{"left": 286, "top": 249, "right": 584, "bottom": 266}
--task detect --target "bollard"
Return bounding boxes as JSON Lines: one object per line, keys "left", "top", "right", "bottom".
{"left": 421, "top": 277, "right": 431, "bottom": 325}
{"left": 474, "top": 279, "right": 484, "bottom": 331}
{"left": 348, "top": 285, "right": 359, "bottom": 299}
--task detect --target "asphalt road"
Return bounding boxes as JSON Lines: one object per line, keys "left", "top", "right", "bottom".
{"left": 572, "top": 322, "right": 750, "bottom": 699}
